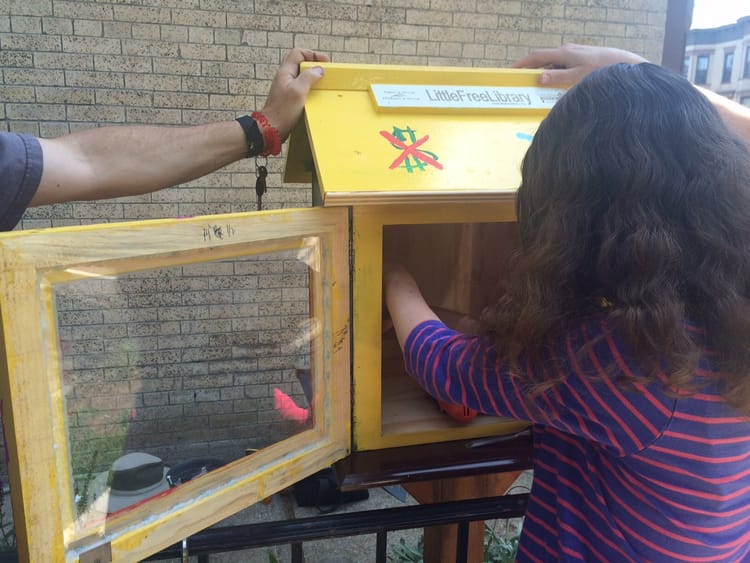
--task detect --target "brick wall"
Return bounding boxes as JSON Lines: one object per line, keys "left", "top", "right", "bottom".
{"left": 2, "top": 0, "right": 668, "bottom": 228}
{"left": 0, "top": 0, "right": 670, "bottom": 487}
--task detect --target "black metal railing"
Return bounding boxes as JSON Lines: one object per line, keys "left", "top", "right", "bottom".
{"left": 145, "top": 492, "right": 529, "bottom": 563}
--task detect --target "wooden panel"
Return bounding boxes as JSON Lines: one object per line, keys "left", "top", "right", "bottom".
{"left": 0, "top": 207, "right": 351, "bottom": 562}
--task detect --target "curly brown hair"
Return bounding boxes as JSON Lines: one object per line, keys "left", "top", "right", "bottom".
{"left": 483, "top": 63, "right": 750, "bottom": 413}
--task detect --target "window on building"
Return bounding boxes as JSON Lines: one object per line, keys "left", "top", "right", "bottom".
{"left": 722, "top": 52, "right": 734, "bottom": 83}
{"left": 742, "top": 96, "right": 750, "bottom": 108}
{"left": 745, "top": 47, "right": 750, "bottom": 78}
{"left": 682, "top": 56, "right": 690, "bottom": 78}
{"left": 695, "top": 55, "right": 710, "bottom": 84}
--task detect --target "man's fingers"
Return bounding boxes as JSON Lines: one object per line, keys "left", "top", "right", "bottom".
{"left": 513, "top": 47, "right": 569, "bottom": 69}
{"left": 538, "top": 67, "right": 582, "bottom": 86}
{"left": 295, "top": 66, "right": 325, "bottom": 91}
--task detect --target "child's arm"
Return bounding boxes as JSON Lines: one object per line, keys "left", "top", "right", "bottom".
{"left": 382, "top": 262, "right": 440, "bottom": 350}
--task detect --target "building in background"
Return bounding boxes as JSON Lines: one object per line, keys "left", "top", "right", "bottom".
{"left": 684, "top": 16, "right": 750, "bottom": 106}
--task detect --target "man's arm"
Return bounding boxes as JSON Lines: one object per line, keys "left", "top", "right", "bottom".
{"left": 32, "top": 48, "right": 327, "bottom": 207}
{"left": 514, "top": 43, "right": 750, "bottom": 146}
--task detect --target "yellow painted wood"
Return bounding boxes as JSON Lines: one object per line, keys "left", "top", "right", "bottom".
{"left": 284, "top": 62, "right": 556, "bottom": 204}
{"left": 351, "top": 202, "right": 527, "bottom": 451}
{"left": 0, "top": 207, "right": 350, "bottom": 562}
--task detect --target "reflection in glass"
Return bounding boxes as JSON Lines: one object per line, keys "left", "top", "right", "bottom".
{"left": 54, "top": 250, "right": 315, "bottom": 532}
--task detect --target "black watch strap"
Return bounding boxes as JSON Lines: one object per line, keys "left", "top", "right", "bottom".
{"left": 235, "top": 115, "right": 264, "bottom": 158}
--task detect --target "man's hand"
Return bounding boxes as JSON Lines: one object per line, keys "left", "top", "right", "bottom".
{"left": 513, "top": 43, "right": 647, "bottom": 86}
{"left": 260, "top": 48, "right": 329, "bottom": 141}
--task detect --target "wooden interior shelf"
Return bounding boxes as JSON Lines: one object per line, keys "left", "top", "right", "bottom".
{"left": 380, "top": 329, "right": 510, "bottom": 437}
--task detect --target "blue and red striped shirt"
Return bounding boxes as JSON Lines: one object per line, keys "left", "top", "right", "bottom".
{"left": 404, "top": 318, "right": 750, "bottom": 562}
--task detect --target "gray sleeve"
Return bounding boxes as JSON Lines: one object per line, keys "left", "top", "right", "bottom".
{"left": 0, "top": 132, "right": 43, "bottom": 231}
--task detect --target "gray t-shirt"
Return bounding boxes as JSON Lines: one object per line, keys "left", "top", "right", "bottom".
{"left": 0, "top": 132, "right": 42, "bottom": 231}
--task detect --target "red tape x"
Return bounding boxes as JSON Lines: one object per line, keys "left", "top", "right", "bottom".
{"left": 380, "top": 130, "right": 443, "bottom": 170}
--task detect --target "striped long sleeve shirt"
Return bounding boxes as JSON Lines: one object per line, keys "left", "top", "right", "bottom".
{"left": 404, "top": 318, "right": 750, "bottom": 562}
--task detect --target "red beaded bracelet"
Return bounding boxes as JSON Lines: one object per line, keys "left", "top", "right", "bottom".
{"left": 251, "top": 111, "right": 282, "bottom": 157}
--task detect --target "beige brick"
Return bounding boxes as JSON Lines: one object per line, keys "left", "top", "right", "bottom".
{"left": 2, "top": 32, "right": 62, "bottom": 51}
{"left": 184, "top": 75, "right": 229, "bottom": 93}
{"left": 431, "top": 0, "right": 476, "bottom": 11}
{"left": 280, "top": 15, "right": 331, "bottom": 34}
{"left": 172, "top": 9, "right": 227, "bottom": 28}
{"left": 112, "top": 5, "right": 171, "bottom": 24}
{"left": 521, "top": 3, "right": 564, "bottom": 18}
{"left": 155, "top": 91, "right": 209, "bottom": 108}
{"left": 123, "top": 39, "right": 179, "bottom": 57}
{"left": 406, "top": 8, "right": 452, "bottom": 26}
{"left": 0, "top": 17, "right": 8, "bottom": 33}
{"left": 34, "top": 51, "right": 93, "bottom": 69}
{"left": 584, "top": 21, "right": 626, "bottom": 37}
{"left": 382, "top": 22, "right": 430, "bottom": 41}
{"left": 95, "top": 54, "right": 152, "bottom": 73}
{"left": 53, "top": 1, "right": 112, "bottom": 20}
{"left": 519, "top": 30, "right": 564, "bottom": 48}
{"left": 358, "top": 6, "right": 406, "bottom": 23}
{"left": 498, "top": 15, "right": 542, "bottom": 31}
{"left": 416, "top": 41, "right": 440, "bottom": 56}
{"left": 125, "top": 107, "right": 182, "bottom": 124}
{"left": 429, "top": 26, "right": 474, "bottom": 42}
{"left": 39, "top": 121, "right": 70, "bottom": 137}
{"left": 63, "top": 36, "right": 121, "bottom": 54}
{"left": 102, "top": 21, "right": 132, "bottom": 38}
{"left": 125, "top": 72, "right": 181, "bottom": 91}
{"left": 268, "top": 31, "right": 295, "bottom": 48}
{"left": 208, "top": 93, "right": 254, "bottom": 110}
{"left": 226, "top": 45, "right": 278, "bottom": 63}
{"left": 66, "top": 104, "right": 125, "bottom": 122}
{"left": 332, "top": 19, "right": 381, "bottom": 38}
{"left": 65, "top": 69, "right": 124, "bottom": 88}
{"left": 393, "top": 38, "right": 417, "bottom": 55}
{"left": 74, "top": 19, "right": 103, "bottom": 37}
{"left": 7, "top": 122, "right": 40, "bottom": 135}
{"left": 7, "top": 102, "right": 66, "bottom": 120}
{"left": 0, "top": 50, "right": 33, "bottom": 66}
{"left": 344, "top": 36, "right": 369, "bottom": 53}
{"left": 254, "top": 0, "right": 307, "bottom": 17}
{"left": 131, "top": 23, "right": 160, "bottom": 40}
{"left": 37, "top": 86, "right": 95, "bottom": 103}
{"left": 188, "top": 26, "right": 215, "bottom": 44}
{"left": 453, "top": 12, "right": 498, "bottom": 29}
{"left": 477, "top": 0, "right": 521, "bottom": 15}
{"left": 215, "top": 28, "right": 242, "bottom": 45}
{"left": 607, "top": 9, "right": 648, "bottom": 23}
{"left": 462, "top": 42, "right": 484, "bottom": 59}
{"left": 179, "top": 42, "right": 227, "bottom": 61}
{"left": 202, "top": 61, "right": 256, "bottom": 78}
{"left": 382, "top": 0, "right": 429, "bottom": 8}
{"left": 11, "top": 15, "right": 42, "bottom": 34}
{"left": 160, "top": 25, "right": 189, "bottom": 43}
{"left": 151, "top": 187, "right": 205, "bottom": 203}
{"left": 370, "top": 38, "right": 394, "bottom": 54}
{"left": 438, "top": 41, "right": 463, "bottom": 57}
{"left": 153, "top": 58, "right": 201, "bottom": 76}
{"left": 543, "top": 18, "right": 586, "bottom": 35}
{"left": 292, "top": 33, "right": 320, "bottom": 49}
{"left": 0, "top": 85, "right": 34, "bottom": 102}
{"left": 182, "top": 109, "right": 236, "bottom": 124}
{"left": 95, "top": 89, "right": 152, "bottom": 106}
{"left": 227, "top": 13, "right": 279, "bottom": 31}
